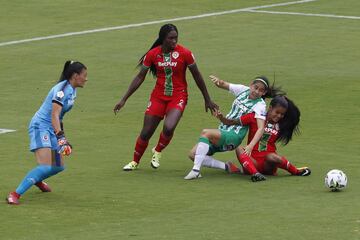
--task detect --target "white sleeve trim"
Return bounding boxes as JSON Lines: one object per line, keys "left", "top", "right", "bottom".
{"left": 229, "top": 84, "right": 249, "bottom": 96}
{"left": 253, "top": 101, "right": 267, "bottom": 120}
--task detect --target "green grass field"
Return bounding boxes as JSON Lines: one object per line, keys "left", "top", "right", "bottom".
{"left": 1, "top": 0, "right": 360, "bottom": 239}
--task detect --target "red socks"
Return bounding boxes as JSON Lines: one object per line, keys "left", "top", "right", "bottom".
{"left": 237, "top": 153, "right": 258, "bottom": 175}
{"left": 133, "top": 137, "right": 149, "bottom": 163}
{"left": 155, "top": 132, "right": 173, "bottom": 152}
{"left": 278, "top": 156, "right": 299, "bottom": 175}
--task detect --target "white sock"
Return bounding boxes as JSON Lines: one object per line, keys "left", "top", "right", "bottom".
{"left": 202, "top": 156, "right": 226, "bottom": 170}
{"left": 193, "top": 142, "right": 210, "bottom": 171}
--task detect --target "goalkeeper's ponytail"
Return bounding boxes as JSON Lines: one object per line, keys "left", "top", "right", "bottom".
{"left": 58, "top": 60, "right": 87, "bottom": 82}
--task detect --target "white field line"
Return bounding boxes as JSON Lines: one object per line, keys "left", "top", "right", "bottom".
{"left": 0, "top": 0, "right": 316, "bottom": 47}
{"left": 247, "top": 9, "right": 360, "bottom": 20}
{"left": 244, "top": 0, "right": 316, "bottom": 10}
{"left": 0, "top": 129, "right": 16, "bottom": 134}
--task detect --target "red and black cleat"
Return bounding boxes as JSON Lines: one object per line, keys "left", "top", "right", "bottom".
{"left": 251, "top": 172, "right": 267, "bottom": 182}
{"left": 35, "top": 181, "right": 52, "bottom": 192}
{"left": 6, "top": 192, "right": 20, "bottom": 205}
{"left": 225, "top": 161, "right": 241, "bottom": 174}
{"left": 296, "top": 167, "right": 311, "bottom": 176}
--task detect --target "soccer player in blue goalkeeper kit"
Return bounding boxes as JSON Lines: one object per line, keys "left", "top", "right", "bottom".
{"left": 6, "top": 60, "right": 87, "bottom": 205}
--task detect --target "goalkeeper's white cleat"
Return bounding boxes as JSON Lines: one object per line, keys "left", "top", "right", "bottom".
{"left": 123, "top": 161, "right": 138, "bottom": 171}
{"left": 151, "top": 148, "right": 161, "bottom": 169}
{"left": 184, "top": 169, "right": 202, "bottom": 180}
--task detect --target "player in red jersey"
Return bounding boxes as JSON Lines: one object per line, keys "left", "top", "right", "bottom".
{"left": 218, "top": 95, "right": 311, "bottom": 178}
{"left": 114, "top": 24, "right": 217, "bottom": 171}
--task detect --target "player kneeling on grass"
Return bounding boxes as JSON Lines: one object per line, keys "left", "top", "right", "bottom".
{"left": 6, "top": 61, "right": 87, "bottom": 205}
{"left": 218, "top": 95, "right": 311, "bottom": 178}
{"left": 184, "top": 75, "right": 282, "bottom": 181}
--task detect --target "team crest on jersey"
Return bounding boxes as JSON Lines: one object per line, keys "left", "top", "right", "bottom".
{"left": 172, "top": 51, "right": 179, "bottom": 59}
{"left": 56, "top": 91, "right": 64, "bottom": 99}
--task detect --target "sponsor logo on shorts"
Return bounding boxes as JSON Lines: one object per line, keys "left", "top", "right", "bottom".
{"left": 146, "top": 101, "right": 152, "bottom": 110}
{"left": 42, "top": 134, "right": 49, "bottom": 142}
{"left": 177, "top": 99, "right": 185, "bottom": 109}
{"left": 225, "top": 144, "right": 235, "bottom": 151}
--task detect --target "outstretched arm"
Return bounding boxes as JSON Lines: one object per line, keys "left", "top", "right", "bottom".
{"left": 188, "top": 64, "right": 218, "bottom": 113}
{"left": 113, "top": 67, "right": 148, "bottom": 114}
{"left": 209, "top": 75, "right": 230, "bottom": 90}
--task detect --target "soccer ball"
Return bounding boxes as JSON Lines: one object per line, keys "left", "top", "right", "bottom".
{"left": 324, "top": 169, "right": 347, "bottom": 191}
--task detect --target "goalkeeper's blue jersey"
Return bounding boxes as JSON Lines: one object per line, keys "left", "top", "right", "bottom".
{"left": 31, "top": 80, "right": 77, "bottom": 128}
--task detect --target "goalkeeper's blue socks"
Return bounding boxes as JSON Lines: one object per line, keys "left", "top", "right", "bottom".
{"left": 15, "top": 165, "right": 64, "bottom": 195}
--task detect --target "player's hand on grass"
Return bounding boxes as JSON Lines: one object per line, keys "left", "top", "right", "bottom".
{"left": 113, "top": 99, "right": 126, "bottom": 115}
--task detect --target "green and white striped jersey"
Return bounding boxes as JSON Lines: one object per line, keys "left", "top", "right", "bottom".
{"left": 219, "top": 84, "right": 266, "bottom": 134}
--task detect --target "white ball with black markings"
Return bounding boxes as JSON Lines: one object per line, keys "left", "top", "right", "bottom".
{"left": 325, "top": 169, "right": 347, "bottom": 191}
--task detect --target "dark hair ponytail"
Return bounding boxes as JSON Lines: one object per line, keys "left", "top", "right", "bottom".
{"left": 270, "top": 96, "right": 300, "bottom": 145}
{"left": 137, "top": 23, "right": 178, "bottom": 76}
{"left": 58, "top": 60, "right": 87, "bottom": 82}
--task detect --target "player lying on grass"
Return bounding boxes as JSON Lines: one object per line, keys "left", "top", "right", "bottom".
{"left": 184, "top": 75, "right": 283, "bottom": 181}
{"left": 217, "top": 95, "right": 311, "bottom": 178}
{"left": 6, "top": 61, "right": 88, "bottom": 205}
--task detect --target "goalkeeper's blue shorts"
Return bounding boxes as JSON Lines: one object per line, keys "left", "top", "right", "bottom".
{"left": 28, "top": 120, "right": 57, "bottom": 152}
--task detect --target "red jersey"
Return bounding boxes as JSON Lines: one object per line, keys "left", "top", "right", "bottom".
{"left": 240, "top": 112, "right": 279, "bottom": 153}
{"left": 142, "top": 44, "right": 195, "bottom": 98}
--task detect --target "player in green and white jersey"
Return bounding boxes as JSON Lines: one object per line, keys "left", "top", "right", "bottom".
{"left": 185, "top": 75, "right": 282, "bottom": 180}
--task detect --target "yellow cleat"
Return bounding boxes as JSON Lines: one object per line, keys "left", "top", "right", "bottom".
{"left": 123, "top": 161, "right": 138, "bottom": 171}
{"left": 151, "top": 148, "right": 161, "bottom": 169}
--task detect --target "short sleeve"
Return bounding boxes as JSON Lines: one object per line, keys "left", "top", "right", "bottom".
{"left": 229, "top": 84, "right": 249, "bottom": 96}
{"left": 142, "top": 50, "right": 154, "bottom": 69}
{"left": 184, "top": 49, "right": 195, "bottom": 66}
{"left": 52, "top": 84, "right": 68, "bottom": 106}
{"left": 253, "top": 101, "right": 267, "bottom": 120}
{"left": 240, "top": 112, "right": 256, "bottom": 126}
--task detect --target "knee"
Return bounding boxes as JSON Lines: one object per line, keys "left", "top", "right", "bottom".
{"left": 162, "top": 127, "right": 174, "bottom": 137}
{"left": 52, "top": 165, "right": 65, "bottom": 174}
{"left": 139, "top": 132, "right": 151, "bottom": 141}
{"left": 265, "top": 153, "right": 281, "bottom": 164}
{"left": 235, "top": 146, "right": 245, "bottom": 155}
{"left": 200, "top": 129, "right": 210, "bottom": 138}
